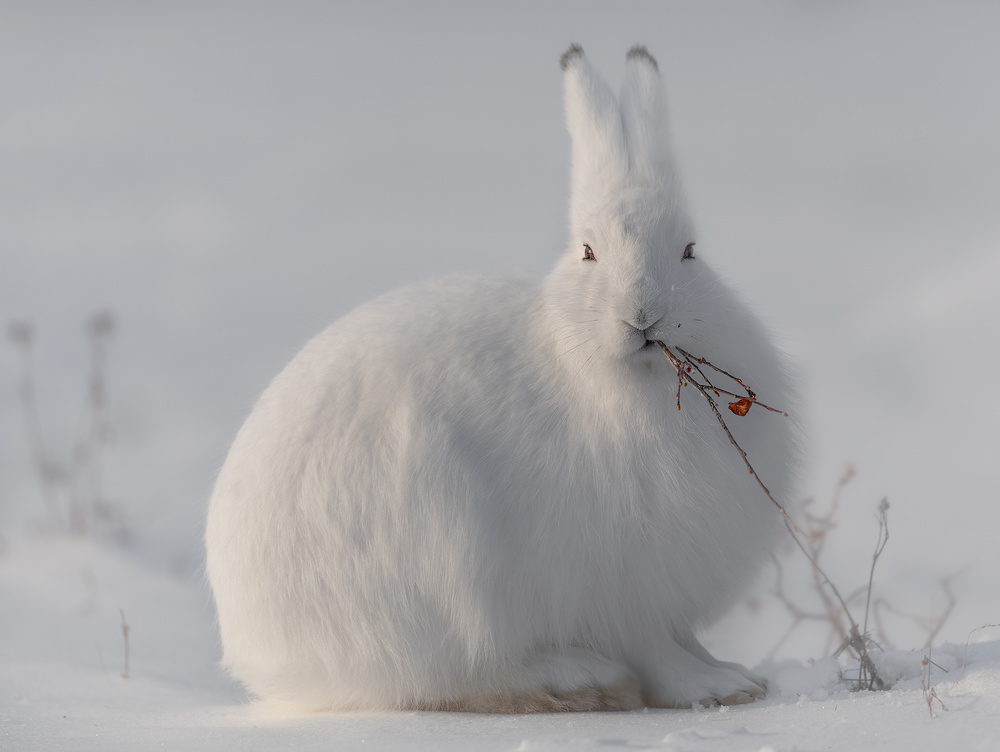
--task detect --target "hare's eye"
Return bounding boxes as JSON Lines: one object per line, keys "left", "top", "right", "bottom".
{"left": 681, "top": 242, "right": 696, "bottom": 261}
{"left": 583, "top": 244, "right": 597, "bottom": 262}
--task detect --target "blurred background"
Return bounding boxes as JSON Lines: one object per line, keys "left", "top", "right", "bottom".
{"left": 2, "top": 1, "right": 998, "bottom": 664}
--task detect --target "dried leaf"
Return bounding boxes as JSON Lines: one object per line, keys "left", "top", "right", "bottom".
{"left": 728, "top": 398, "right": 752, "bottom": 416}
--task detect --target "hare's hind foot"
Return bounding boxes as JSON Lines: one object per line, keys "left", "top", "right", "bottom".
{"left": 644, "top": 671, "right": 766, "bottom": 710}
{"left": 709, "top": 689, "right": 763, "bottom": 707}
{"left": 642, "top": 661, "right": 767, "bottom": 710}
{"left": 636, "top": 634, "right": 768, "bottom": 710}
{"left": 421, "top": 680, "right": 640, "bottom": 714}
{"left": 546, "top": 674, "right": 643, "bottom": 712}
{"left": 417, "top": 648, "right": 641, "bottom": 713}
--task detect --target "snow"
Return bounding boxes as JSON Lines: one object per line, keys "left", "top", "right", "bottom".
{"left": 2, "top": 1, "right": 1000, "bottom": 749}
{"left": 4, "top": 536, "right": 1000, "bottom": 750}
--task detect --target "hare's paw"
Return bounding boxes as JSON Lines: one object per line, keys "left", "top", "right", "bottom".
{"left": 719, "top": 661, "right": 767, "bottom": 694}
{"left": 527, "top": 648, "right": 642, "bottom": 711}
{"left": 639, "top": 646, "right": 767, "bottom": 709}
{"left": 681, "top": 638, "right": 768, "bottom": 693}
{"left": 420, "top": 649, "right": 641, "bottom": 713}
{"left": 645, "top": 664, "right": 765, "bottom": 709}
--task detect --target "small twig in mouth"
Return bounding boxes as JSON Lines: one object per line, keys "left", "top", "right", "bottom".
{"left": 676, "top": 347, "right": 787, "bottom": 415}
{"left": 655, "top": 342, "right": 791, "bottom": 519}
{"left": 655, "top": 340, "right": 877, "bottom": 687}
{"left": 679, "top": 347, "right": 755, "bottom": 397}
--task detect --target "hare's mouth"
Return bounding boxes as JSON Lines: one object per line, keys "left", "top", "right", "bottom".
{"left": 622, "top": 322, "right": 660, "bottom": 353}
{"left": 623, "top": 315, "right": 667, "bottom": 354}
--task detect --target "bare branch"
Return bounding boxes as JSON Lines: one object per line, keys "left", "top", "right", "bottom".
{"left": 120, "top": 608, "right": 130, "bottom": 679}
{"left": 656, "top": 341, "right": 887, "bottom": 689}
{"left": 921, "top": 650, "right": 948, "bottom": 718}
{"left": 862, "top": 500, "right": 890, "bottom": 646}
{"left": 6, "top": 311, "right": 126, "bottom": 540}
{"left": 954, "top": 623, "right": 1000, "bottom": 686}
{"left": 656, "top": 342, "right": 858, "bottom": 624}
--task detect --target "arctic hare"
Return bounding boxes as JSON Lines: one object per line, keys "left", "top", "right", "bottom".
{"left": 206, "top": 44, "right": 797, "bottom": 712}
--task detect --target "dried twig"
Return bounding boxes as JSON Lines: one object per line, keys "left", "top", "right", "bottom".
{"left": 763, "top": 551, "right": 843, "bottom": 662}
{"left": 77, "top": 311, "right": 115, "bottom": 529}
{"left": 656, "top": 343, "right": 845, "bottom": 598}
{"left": 676, "top": 347, "right": 788, "bottom": 415}
{"left": 6, "top": 312, "right": 125, "bottom": 538}
{"left": 921, "top": 651, "right": 948, "bottom": 718}
{"left": 120, "top": 608, "right": 130, "bottom": 679}
{"left": 7, "top": 321, "right": 64, "bottom": 523}
{"left": 765, "top": 466, "right": 859, "bottom": 658}
{"left": 862, "top": 499, "right": 890, "bottom": 639}
{"left": 873, "top": 569, "right": 963, "bottom": 649}
{"left": 655, "top": 343, "right": 792, "bottom": 519}
{"left": 953, "top": 623, "right": 1000, "bottom": 686}
{"left": 656, "top": 341, "right": 881, "bottom": 690}
{"left": 852, "top": 498, "right": 890, "bottom": 691}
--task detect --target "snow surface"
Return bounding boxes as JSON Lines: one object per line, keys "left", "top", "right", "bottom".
{"left": 4, "top": 537, "right": 1000, "bottom": 751}
{"left": 2, "top": 1, "right": 1000, "bottom": 749}
{"left": 0, "top": 537, "right": 1000, "bottom": 752}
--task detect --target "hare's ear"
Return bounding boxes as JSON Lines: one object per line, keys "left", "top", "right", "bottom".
{"left": 561, "top": 45, "right": 628, "bottom": 226}
{"left": 619, "top": 46, "right": 673, "bottom": 184}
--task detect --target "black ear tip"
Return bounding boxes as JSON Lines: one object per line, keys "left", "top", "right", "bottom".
{"left": 560, "top": 43, "right": 585, "bottom": 71}
{"left": 626, "top": 45, "right": 658, "bottom": 71}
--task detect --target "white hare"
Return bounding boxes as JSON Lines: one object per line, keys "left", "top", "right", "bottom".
{"left": 206, "top": 45, "right": 797, "bottom": 712}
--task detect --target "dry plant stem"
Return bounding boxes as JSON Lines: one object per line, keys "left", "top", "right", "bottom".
{"left": 764, "top": 552, "right": 843, "bottom": 662}
{"left": 7, "top": 323, "right": 62, "bottom": 523}
{"left": 921, "top": 651, "right": 948, "bottom": 718}
{"left": 848, "top": 506, "right": 886, "bottom": 689}
{"left": 770, "top": 466, "right": 857, "bottom": 657}
{"left": 676, "top": 347, "right": 788, "bottom": 415}
{"left": 679, "top": 347, "right": 755, "bottom": 397}
{"left": 803, "top": 466, "right": 854, "bottom": 561}
{"left": 120, "top": 608, "right": 130, "bottom": 679}
{"left": 873, "top": 569, "right": 962, "bottom": 649}
{"left": 656, "top": 341, "right": 790, "bottom": 518}
{"left": 954, "top": 623, "right": 1000, "bottom": 686}
{"left": 656, "top": 341, "right": 876, "bottom": 684}
{"left": 855, "top": 499, "right": 889, "bottom": 689}
{"left": 7, "top": 312, "right": 122, "bottom": 537}
{"left": 79, "top": 311, "right": 114, "bottom": 521}
{"left": 657, "top": 343, "right": 842, "bottom": 586}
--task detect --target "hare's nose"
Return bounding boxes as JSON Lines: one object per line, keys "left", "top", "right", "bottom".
{"left": 626, "top": 308, "right": 665, "bottom": 334}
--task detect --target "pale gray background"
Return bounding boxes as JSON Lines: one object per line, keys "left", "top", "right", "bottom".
{"left": 2, "top": 1, "right": 998, "bottom": 661}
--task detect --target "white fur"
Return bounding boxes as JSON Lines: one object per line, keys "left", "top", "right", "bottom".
{"left": 206, "top": 46, "right": 798, "bottom": 712}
